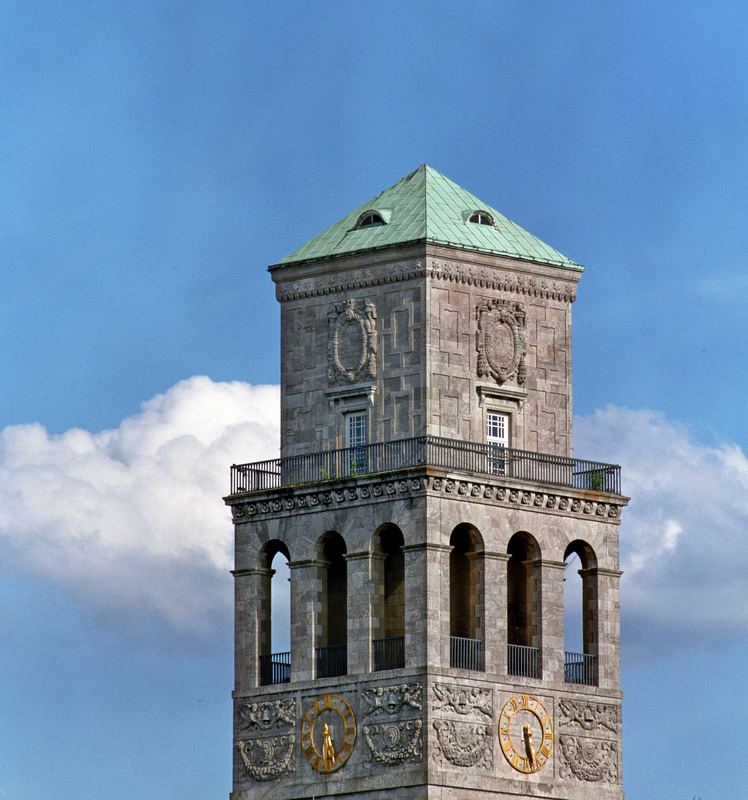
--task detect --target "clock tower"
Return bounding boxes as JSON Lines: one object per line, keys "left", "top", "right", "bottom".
{"left": 225, "top": 165, "right": 627, "bottom": 799}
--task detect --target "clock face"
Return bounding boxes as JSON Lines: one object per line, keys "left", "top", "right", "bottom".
{"left": 499, "top": 694, "right": 553, "bottom": 774}
{"left": 300, "top": 694, "right": 356, "bottom": 774}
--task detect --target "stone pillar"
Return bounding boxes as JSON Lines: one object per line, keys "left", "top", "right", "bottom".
{"left": 233, "top": 567, "right": 271, "bottom": 694}
{"left": 537, "top": 558, "right": 565, "bottom": 683}
{"left": 289, "top": 559, "right": 326, "bottom": 682}
{"left": 483, "top": 551, "right": 509, "bottom": 676}
{"left": 403, "top": 543, "right": 450, "bottom": 669}
{"left": 346, "top": 551, "right": 374, "bottom": 675}
{"left": 595, "top": 567, "right": 622, "bottom": 690}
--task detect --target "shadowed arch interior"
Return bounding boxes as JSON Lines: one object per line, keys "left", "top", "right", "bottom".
{"left": 449, "top": 524, "right": 485, "bottom": 670}
{"left": 507, "top": 531, "right": 542, "bottom": 656}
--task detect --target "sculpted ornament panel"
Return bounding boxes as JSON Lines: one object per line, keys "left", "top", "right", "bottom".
{"left": 559, "top": 735, "right": 618, "bottom": 783}
{"left": 363, "top": 683, "right": 422, "bottom": 719}
{"left": 237, "top": 698, "right": 295, "bottom": 732}
{"left": 432, "top": 683, "right": 492, "bottom": 719}
{"left": 301, "top": 694, "right": 356, "bottom": 774}
{"left": 477, "top": 300, "right": 526, "bottom": 385}
{"left": 558, "top": 699, "right": 618, "bottom": 735}
{"left": 432, "top": 720, "right": 492, "bottom": 769}
{"left": 328, "top": 299, "right": 377, "bottom": 384}
{"left": 363, "top": 720, "right": 423, "bottom": 766}
{"left": 237, "top": 735, "right": 295, "bottom": 781}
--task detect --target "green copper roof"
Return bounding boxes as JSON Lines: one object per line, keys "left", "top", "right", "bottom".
{"left": 274, "top": 165, "right": 582, "bottom": 270}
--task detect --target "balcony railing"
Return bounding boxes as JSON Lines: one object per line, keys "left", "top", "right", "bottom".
{"left": 230, "top": 436, "right": 621, "bottom": 495}
{"left": 450, "top": 636, "right": 484, "bottom": 671}
{"left": 315, "top": 644, "right": 347, "bottom": 679}
{"left": 258, "top": 651, "right": 290, "bottom": 686}
{"left": 373, "top": 636, "right": 405, "bottom": 671}
{"left": 508, "top": 643, "right": 541, "bottom": 678}
{"left": 565, "top": 651, "right": 597, "bottom": 685}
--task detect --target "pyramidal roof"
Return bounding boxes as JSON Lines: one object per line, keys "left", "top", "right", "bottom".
{"left": 274, "top": 165, "right": 582, "bottom": 270}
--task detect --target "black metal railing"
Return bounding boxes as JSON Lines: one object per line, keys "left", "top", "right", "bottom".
{"left": 258, "top": 651, "right": 290, "bottom": 685}
{"left": 230, "top": 436, "right": 621, "bottom": 495}
{"left": 450, "top": 636, "right": 484, "bottom": 671}
{"left": 373, "top": 636, "right": 405, "bottom": 671}
{"left": 315, "top": 644, "right": 347, "bottom": 679}
{"left": 508, "top": 643, "right": 541, "bottom": 678}
{"left": 564, "top": 651, "right": 597, "bottom": 685}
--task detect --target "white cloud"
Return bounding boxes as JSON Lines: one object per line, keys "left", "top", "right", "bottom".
{"left": 0, "top": 376, "right": 279, "bottom": 646}
{"left": 576, "top": 406, "right": 748, "bottom": 655}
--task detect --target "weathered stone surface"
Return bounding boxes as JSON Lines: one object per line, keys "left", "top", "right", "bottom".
{"left": 229, "top": 237, "right": 625, "bottom": 800}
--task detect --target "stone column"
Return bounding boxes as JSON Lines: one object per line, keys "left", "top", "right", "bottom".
{"left": 595, "top": 567, "right": 623, "bottom": 690}
{"left": 403, "top": 542, "right": 451, "bottom": 669}
{"left": 346, "top": 550, "right": 374, "bottom": 675}
{"left": 288, "top": 559, "right": 326, "bottom": 682}
{"left": 537, "top": 558, "right": 565, "bottom": 684}
{"left": 483, "top": 551, "right": 509, "bottom": 676}
{"left": 233, "top": 567, "right": 271, "bottom": 694}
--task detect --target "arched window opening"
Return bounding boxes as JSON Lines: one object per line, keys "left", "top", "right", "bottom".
{"left": 449, "top": 524, "right": 485, "bottom": 671}
{"left": 468, "top": 210, "right": 494, "bottom": 226}
{"left": 507, "top": 532, "right": 541, "bottom": 678}
{"left": 356, "top": 210, "right": 386, "bottom": 228}
{"left": 258, "top": 540, "right": 291, "bottom": 686}
{"left": 372, "top": 524, "right": 405, "bottom": 671}
{"left": 317, "top": 532, "right": 347, "bottom": 678}
{"left": 564, "top": 541, "right": 598, "bottom": 686}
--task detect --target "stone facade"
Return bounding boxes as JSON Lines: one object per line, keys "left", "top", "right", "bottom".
{"left": 227, "top": 234, "right": 625, "bottom": 799}
{"left": 274, "top": 243, "right": 579, "bottom": 458}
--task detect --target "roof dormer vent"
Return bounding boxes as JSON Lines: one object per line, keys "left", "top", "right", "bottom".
{"left": 356, "top": 210, "right": 386, "bottom": 228}
{"left": 468, "top": 210, "right": 494, "bottom": 226}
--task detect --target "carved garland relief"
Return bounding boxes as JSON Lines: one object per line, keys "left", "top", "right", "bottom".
{"left": 362, "top": 683, "right": 423, "bottom": 766}
{"left": 235, "top": 697, "right": 296, "bottom": 782}
{"left": 432, "top": 720, "right": 492, "bottom": 769}
{"left": 328, "top": 298, "right": 377, "bottom": 384}
{"left": 558, "top": 735, "right": 618, "bottom": 783}
{"left": 558, "top": 699, "right": 620, "bottom": 784}
{"left": 476, "top": 299, "right": 526, "bottom": 385}
{"left": 432, "top": 683, "right": 492, "bottom": 719}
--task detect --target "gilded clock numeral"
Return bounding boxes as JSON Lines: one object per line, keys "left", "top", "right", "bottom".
{"left": 499, "top": 694, "right": 553, "bottom": 775}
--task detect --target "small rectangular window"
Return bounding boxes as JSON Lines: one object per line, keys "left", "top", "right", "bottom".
{"left": 486, "top": 411, "right": 509, "bottom": 475}
{"left": 345, "top": 412, "right": 368, "bottom": 448}
{"left": 486, "top": 412, "right": 509, "bottom": 448}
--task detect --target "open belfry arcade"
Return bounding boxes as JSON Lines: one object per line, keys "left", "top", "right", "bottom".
{"left": 224, "top": 165, "right": 628, "bottom": 800}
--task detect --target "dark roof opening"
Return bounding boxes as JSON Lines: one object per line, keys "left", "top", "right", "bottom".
{"left": 468, "top": 210, "right": 494, "bottom": 226}
{"left": 356, "top": 210, "right": 386, "bottom": 228}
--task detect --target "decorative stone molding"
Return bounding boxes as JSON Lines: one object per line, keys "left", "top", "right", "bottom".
{"left": 363, "top": 683, "right": 423, "bottom": 719}
{"left": 237, "top": 735, "right": 295, "bottom": 781}
{"left": 558, "top": 735, "right": 618, "bottom": 783}
{"left": 277, "top": 260, "right": 426, "bottom": 303}
{"left": 432, "top": 720, "right": 492, "bottom": 769}
{"left": 558, "top": 699, "right": 618, "bottom": 735}
{"left": 432, "top": 684, "right": 492, "bottom": 719}
{"left": 430, "top": 260, "right": 577, "bottom": 302}
{"left": 275, "top": 258, "right": 577, "bottom": 303}
{"left": 230, "top": 473, "right": 624, "bottom": 523}
{"left": 476, "top": 300, "right": 526, "bottom": 385}
{"left": 363, "top": 720, "right": 423, "bottom": 766}
{"left": 328, "top": 298, "right": 378, "bottom": 384}
{"left": 236, "top": 698, "right": 295, "bottom": 733}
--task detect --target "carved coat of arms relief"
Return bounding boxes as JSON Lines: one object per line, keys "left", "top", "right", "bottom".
{"left": 476, "top": 299, "right": 526, "bottom": 385}
{"left": 328, "top": 298, "right": 377, "bottom": 384}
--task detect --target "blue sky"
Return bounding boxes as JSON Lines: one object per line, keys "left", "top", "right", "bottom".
{"left": 1, "top": 2, "right": 747, "bottom": 798}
